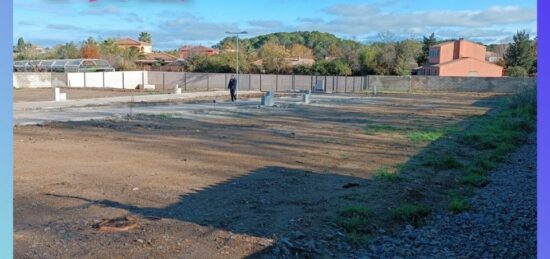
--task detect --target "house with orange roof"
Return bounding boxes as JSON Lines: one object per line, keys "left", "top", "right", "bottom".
{"left": 179, "top": 45, "right": 219, "bottom": 59}
{"left": 116, "top": 38, "right": 152, "bottom": 54}
{"left": 417, "top": 39, "right": 503, "bottom": 77}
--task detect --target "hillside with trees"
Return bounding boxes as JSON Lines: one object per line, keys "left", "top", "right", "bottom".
{"left": 13, "top": 31, "right": 537, "bottom": 77}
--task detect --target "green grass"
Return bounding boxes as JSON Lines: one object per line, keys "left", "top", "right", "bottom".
{"left": 157, "top": 113, "right": 172, "bottom": 120}
{"left": 422, "top": 154, "right": 462, "bottom": 171}
{"left": 376, "top": 166, "right": 402, "bottom": 182}
{"left": 407, "top": 130, "right": 444, "bottom": 143}
{"left": 336, "top": 205, "right": 374, "bottom": 246}
{"left": 461, "top": 171, "right": 490, "bottom": 187}
{"left": 448, "top": 197, "right": 470, "bottom": 214}
{"left": 391, "top": 204, "right": 432, "bottom": 226}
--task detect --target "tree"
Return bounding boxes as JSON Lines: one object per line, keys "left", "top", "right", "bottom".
{"left": 258, "top": 42, "right": 290, "bottom": 73}
{"left": 16, "top": 37, "right": 26, "bottom": 53}
{"left": 138, "top": 32, "right": 152, "bottom": 43}
{"left": 288, "top": 44, "right": 314, "bottom": 59}
{"left": 80, "top": 37, "right": 100, "bottom": 59}
{"left": 417, "top": 33, "right": 437, "bottom": 65}
{"left": 506, "top": 66, "right": 528, "bottom": 77}
{"left": 394, "top": 39, "right": 422, "bottom": 75}
{"left": 505, "top": 31, "right": 536, "bottom": 73}
{"left": 53, "top": 42, "right": 80, "bottom": 59}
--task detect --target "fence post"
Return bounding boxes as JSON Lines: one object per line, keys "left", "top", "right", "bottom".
{"left": 276, "top": 74, "right": 278, "bottom": 92}
{"left": 292, "top": 74, "right": 295, "bottom": 91}
{"left": 344, "top": 76, "right": 347, "bottom": 93}
{"left": 163, "top": 72, "right": 165, "bottom": 90}
{"left": 184, "top": 72, "right": 187, "bottom": 91}
{"left": 206, "top": 73, "right": 209, "bottom": 91}
{"left": 142, "top": 71, "right": 145, "bottom": 89}
{"left": 83, "top": 72, "right": 87, "bottom": 88}
{"left": 224, "top": 74, "right": 228, "bottom": 89}
{"left": 409, "top": 76, "right": 413, "bottom": 93}
{"left": 259, "top": 74, "right": 262, "bottom": 91}
{"left": 249, "top": 74, "right": 252, "bottom": 90}
{"left": 102, "top": 72, "right": 105, "bottom": 88}
{"left": 122, "top": 72, "right": 125, "bottom": 89}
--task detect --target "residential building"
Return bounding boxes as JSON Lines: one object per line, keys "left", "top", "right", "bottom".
{"left": 417, "top": 39, "right": 503, "bottom": 77}
{"left": 179, "top": 46, "right": 219, "bottom": 59}
{"left": 116, "top": 38, "right": 152, "bottom": 54}
{"left": 135, "top": 52, "right": 179, "bottom": 71}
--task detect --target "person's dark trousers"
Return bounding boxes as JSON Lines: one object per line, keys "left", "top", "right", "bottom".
{"left": 230, "top": 89, "right": 237, "bottom": 102}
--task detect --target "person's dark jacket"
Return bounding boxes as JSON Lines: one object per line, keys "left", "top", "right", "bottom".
{"left": 228, "top": 78, "right": 237, "bottom": 90}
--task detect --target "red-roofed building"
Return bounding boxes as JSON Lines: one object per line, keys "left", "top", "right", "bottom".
{"left": 116, "top": 38, "right": 152, "bottom": 54}
{"left": 417, "top": 39, "right": 503, "bottom": 77}
{"left": 179, "top": 45, "right": 219, "bottom": 59}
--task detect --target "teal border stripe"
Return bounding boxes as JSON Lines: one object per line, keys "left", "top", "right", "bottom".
{"left": 1, "top": 0, "right": 14, "bottom": 258}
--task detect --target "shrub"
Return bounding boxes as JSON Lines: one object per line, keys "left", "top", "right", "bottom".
{"left": 391, "top": 204, "right": 432, "bottom": 226}
{"left": 376, "top": 166, "right": 401, "bottom": 182}
{"left": 448, "top": 197, "right": 470, "bottom": 214}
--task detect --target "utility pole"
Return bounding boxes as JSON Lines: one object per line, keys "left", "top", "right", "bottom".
{"left": 225, "top": 31, "right": 248, "bottom": 98}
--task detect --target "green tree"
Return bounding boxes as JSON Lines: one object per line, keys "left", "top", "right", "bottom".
{"left": 417, "top": 33, "right": 437, "bottom": 65}
{"left": 506, "top": 66, "right": 528, "bottom": 77}
{"left": 16, "top": 37, "right": 26, "bottom": 53}
{"left": 53, "top": 42, "right": 80, "bottom": 59}
{"left": 138, "top": 32, "right": 152, "bottom": 43}
{"left": 505, "top": 31, "right": 536, "bottom": 73}
{"left": 258, "top": 42, "right": 290, "bottom": 73}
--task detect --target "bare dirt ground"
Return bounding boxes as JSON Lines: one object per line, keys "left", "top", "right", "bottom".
{"left": 14, "top": 93, "right": 500, "bottom": 258}
{"left": 14, "top": 88, "right": 173, "bottom": 102}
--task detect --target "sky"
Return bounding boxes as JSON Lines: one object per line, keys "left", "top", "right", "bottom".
{"left": 13, "top": 0, "right": 537, "bottom": 50}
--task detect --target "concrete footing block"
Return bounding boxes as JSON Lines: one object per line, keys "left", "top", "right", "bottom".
{"left": 302, "top": 93, "right": 310, "bottom": 104}
{"left": 261, "top": 92, "right": 275, "bottom": 106}
{"left": 53, "top": 87, "right": 66, "bottom": 101}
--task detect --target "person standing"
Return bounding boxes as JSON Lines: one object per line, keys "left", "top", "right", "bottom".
{"left": 227, "top": 75, "right": 237, "bottom": 102}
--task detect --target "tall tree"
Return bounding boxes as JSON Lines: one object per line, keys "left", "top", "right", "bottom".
{"left": 138, "top": 32, "right": 152, "bottom": 43}
{"left": 288, "top": 44, "right": 314, "bottom": 59}
{"left": 259, "top": 42, "right": 290, "bottom": 73}
{"left": 417, "top": 33, "right": 437, "bottom": 65}
{"left": 16, "top": 37, "right": 26, "bottom": 53}
{"left": 505, "top": 30, "right": 536, "bottom": 73}
{"left": 80, "top": 37, "right": 100, "bottom": 59}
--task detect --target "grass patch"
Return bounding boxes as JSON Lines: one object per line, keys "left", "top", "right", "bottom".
{"left": 364, "top": 124, "right": 401, "bottom": 134}
{"left": 461, "top": 171, "right": 490, "bottom": 187}
{"left": 376, "top": 166, "right": 402, "bottom": 182}
{"left": 337, "top": 205, "right": 374, "bottom": 246}
{"left": 408, "top": 130, "right": 444, "bottom": 143}
{"left": 448, "top": 197, "right": 470, "bottom": 214}
{"left": 422, "top": 154, "right": 462, "bottom": 170}
{"left": 391, "top": 204, "right": 432, "bottom": 226}
{"left": 157, "top": 113, "right": 173, "bottom": 120}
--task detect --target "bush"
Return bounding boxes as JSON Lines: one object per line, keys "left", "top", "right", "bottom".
{"left": 391, "top": 204, "right": 432, "bottom": 226}
{"left": 448, "top": 197, "right": 470, "bottom": 214}
{"left": 376, "top": 166, "right": 401, "bottom": 182}
{"left": 506, "top": 66, "right": 528, "bottom": 77}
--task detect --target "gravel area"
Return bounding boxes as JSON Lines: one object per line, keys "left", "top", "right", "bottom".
{"left": 357, "top": 133, "right": 537, "bottom": 258}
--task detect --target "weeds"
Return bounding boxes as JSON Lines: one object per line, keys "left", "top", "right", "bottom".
{"left": 391, "top": 204, "right": 432, "bottom": 226}
{"left": 337, "top": 205, "right": 374, "bottom": 246}
{"left": 364, "top": 124, "right": 401, "bottom": 134}
{"left": 408, "top": 130, "right": 444, "bottom": 143}
{"left": 376, "top": 166, "right": 401, "bottom": 182}
{"left": 448, "top": 197, "right": 470, "bottom": 214}
{"left": 158, "top": 113, "right": 172, "bottom": 120}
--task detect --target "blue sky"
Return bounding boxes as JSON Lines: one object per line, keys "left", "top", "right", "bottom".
{"left": 14, "top": 0, "right": 537, "bottom": 50}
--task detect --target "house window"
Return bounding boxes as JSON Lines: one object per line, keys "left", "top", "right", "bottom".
{"left": 429, "top": 49, "right": 439, "bottom": 58}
